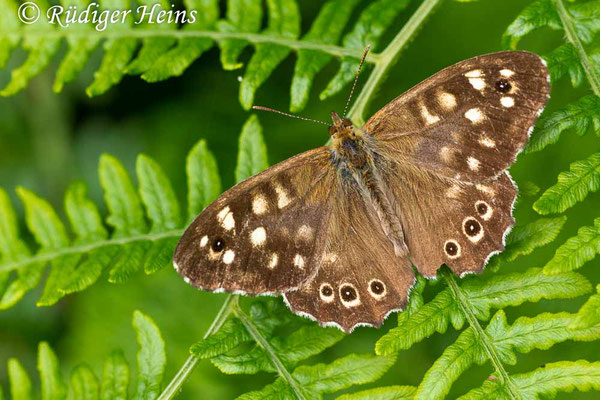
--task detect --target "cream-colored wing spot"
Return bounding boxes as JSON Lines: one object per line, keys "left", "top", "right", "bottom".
{"left": 250, "top": 227, "right": 267, "bottom": 247}
{"left": 420, "top": 103, "right": 441, "bottom": 125}
{"left": 217, "top": 206, "right": 235, "bottom": 231}
{"left": 252, "top": 194, "right": 268, "bottom": 215}
{"left": 465, "top": 108, "right": 484, "bottom": 124}
{"left": 274, "top": 183, "right": 292, "bottom": 209}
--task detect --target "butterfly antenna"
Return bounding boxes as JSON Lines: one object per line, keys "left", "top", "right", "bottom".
{"left": 342, "top": 44, "right": 371, "bottom": 119}
{"left": 252, "top": 106, "right": 331, "bottom": 126}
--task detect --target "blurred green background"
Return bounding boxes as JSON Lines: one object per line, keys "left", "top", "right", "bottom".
{"left": 1, "top": 0, "right": 599, "bottom": 398}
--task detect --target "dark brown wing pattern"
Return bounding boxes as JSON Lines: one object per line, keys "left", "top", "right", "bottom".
{"left": 174, "top": 148, "right": 335, "bottom": 295}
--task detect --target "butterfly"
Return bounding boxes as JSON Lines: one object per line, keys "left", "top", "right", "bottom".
{"left": 173, "top": 50, "right": 550, "bottom": 333}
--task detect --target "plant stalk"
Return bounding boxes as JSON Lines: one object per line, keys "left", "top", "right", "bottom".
{"left": 233, "top": 303, "right": 308, "bottom": 400}
{"left": 0, "top": 30, "right": 380, "bottom": 62}
{"left": 156, "top": 295, "right": 236, "bottom": 400}
{"left": 348, "top": 0, "right": 443, "bottom": 126}
{"left": 443, "top": 270, "right": 522, "bottom": 400}
{"left": 552, "top": 0, "right": 600, "bottom": 97}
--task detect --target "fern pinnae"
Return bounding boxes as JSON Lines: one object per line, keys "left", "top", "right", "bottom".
{"left": 544, "top": 216, "right": 600, "bottom": 274}
{"left": 2, "top": 310, "right": 166, "bottom": 400}
{"left": 534, "top": 152, "right": 600, "bottom": 214}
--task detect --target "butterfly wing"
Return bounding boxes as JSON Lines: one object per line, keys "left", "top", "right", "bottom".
{"left": 365, "top": 51, "right": 550, "bottom": 182}
{"left": 174, "top": 147, "right": 337, "bottom": 294}
{"left": 363, "top": 51, "right": 548, "bottom": 278}
{"left": 284, "top": 178, "right": 415, "bottom": 332}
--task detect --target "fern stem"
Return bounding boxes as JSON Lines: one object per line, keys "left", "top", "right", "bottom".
{"left": 0, "top": 30, "right": 381, "bottom": 63}
{"left": 157, "top": 295, "right": 236, "bottom": 400}
{"left": 348, "top": 0, "right": 442, "bottom": 126}
{"left": 233, "top": 302, "right": 309, "bottom": 400}
{"left": 442, "top": 269, "right": 522, "bottom": 400}
{"left": 552, "top": 0, "right": 600, "bottom": 97}
{"left": 0, "top": 229, "right": 184, "bottom": 274}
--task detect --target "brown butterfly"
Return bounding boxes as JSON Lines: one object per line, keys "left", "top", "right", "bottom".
{"left": 174, "top": 50, "right": 550, "bottom": 332}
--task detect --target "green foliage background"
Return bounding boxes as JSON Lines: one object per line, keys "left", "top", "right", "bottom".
{"left": 1, "top": 0, "right": 600, "bottom": 399}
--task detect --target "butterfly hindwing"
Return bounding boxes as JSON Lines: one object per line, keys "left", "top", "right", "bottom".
{"left": 284, "top": 178, "right": 415, "bottom": 332}
{"left": 174, "top": 148, "right": 335, "bottom": 294}
{"left": 367, "top": 51, "right": 550, "bottom": 182}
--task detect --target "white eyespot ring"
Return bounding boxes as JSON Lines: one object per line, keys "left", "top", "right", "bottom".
{"left": 444, "top": 240, "right": 461, "bottom": 259}
{"left": 475, "top": 201, "right": 493, "bottom": 221}
{"left": 339, "top": 283, "right": 360, "bottom": 308}
{"left": 319, "top": 283, "right": 334, "bottom": 303}
{"left": 368, "top": 279, "right": 387, "bottom": 300}
{"left": 462, "top": 217, "right": 484, "bottom": 243}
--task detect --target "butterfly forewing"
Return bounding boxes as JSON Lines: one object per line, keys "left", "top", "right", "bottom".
{"left": 174, "top": 148, "right": 335, "bottom": 294}
{"left": 367, "top": 51, "right": 550, "bottom": 182}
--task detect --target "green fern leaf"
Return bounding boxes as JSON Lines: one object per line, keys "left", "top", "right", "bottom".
{"left": 190, "top": 317, "right": 253, "bottom": 359}
{"left": 503, "top": 0, "right": 600, "bottom": 49}
{"left": 67, "top": 365, "right": 99, "bottom": 400}
{"left": 216, "top": 0, "right": 263, "bottom": 71}
{"left": 459, "top": 361, "right": 600, "bottom": 400}
{"left": 132, "top": 310, "right": 166, "bottom": 400}
{"left": 3, "top": 310, "right": 163, "bottom": 400}
{"left": 571, "top": 284, "right": 600, "bottom": 330}
{"left": 125, "top": 0, "right": 177, "bottom": 75}
{"left": 417, "top": 310, "right": 600, "bottom": 400}
{"left": 137, "top": 154, "right": 182, "bottom": 232}
{"left": 544, "top": 217, "right": 600, "bottom": 274}
{"left": 290, "top": 0, "right": 361, "bottom": 112}
{"left": 501, "top": 217, "right": 567, "bottom": 262}
{"left": 335, "top": 386, "right": 417, "bottom": 400}
{"left": 142, "top": 0, "right": 219, "bottom": 82}
{"left": 239, "top": 0, "right": 300, "bottom": 109}
{"left": 0, "top": 0, "right": 20, "bottom": 68}
{"left": 526, "top": 95, "right": 600, "bottom": 153}
{"left": 38, "top": 343, "right": 67, "bottom": 400}
{"left": 8, "top": 358, "right": 32, "bottom": 400}
{"left": 0, "top": 0, "right": 60, "bottom": 96}
{"left": 99, "top": 351, "right": 129, "bottom": 400}
{"left": 239, "top": 354, "right": 395, "bottom": 400}
{"left": 235, "top": 114, "right": 269, "bottom": 182}
{"left": 85, "top": 0, "right": 139, "bottom": 96}
{"left": 534, "top": 152, "right": 600, "bottom": 214}
{"left": 320, "top": 0, "right": 411, "bottom": 100}
{"left": 186, "top": 139, "right": 222, "bottom": 222}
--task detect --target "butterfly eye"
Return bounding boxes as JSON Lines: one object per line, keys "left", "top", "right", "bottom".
{"left": 495, "top": 79, "right": 511, "bottom": 93}
{"left": 212, "top": 238, "right": 225, "bottom": 252}
{"left": 342, "top": 118, "right": 353, "bottom": 127}
{"left": 328, "top": 125, "right": 337, "bottom": 136}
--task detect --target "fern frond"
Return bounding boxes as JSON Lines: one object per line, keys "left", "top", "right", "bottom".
{"left": 0, "top": 115, "right": 263, "bottom": 310}
{"left": 459, "top": 360, "right": 600, "bottom": 400}
{"left": 415, "top": 310, "right": 600, "bottom": 399}
{"left": 544, "top": 216, "right": 600, "bottom": 274}
{"left": 502, "top": 0, "right": 600, "bottom": 49}
{"left": 0, "top": 0, "right": 422, "bottom": 112}
{"left": 238, "top": 354, "right": 396, "bottom": 400}
{"left": 571, "top": 284, "right": 600, "bottom": 330}
{"left": 533, "top": 152, "right": 600, "bottom": 214}
{"left": 2, "top": 310, "right": 166, "bottom": 400}
{"left": 335, "top": 386, "right": 417, "bottom": 400}
{"left": 526, "top": 95, "right": 600, "bottom": 153}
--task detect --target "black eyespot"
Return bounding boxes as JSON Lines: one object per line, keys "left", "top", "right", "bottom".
{"left": 321, "top": 285, "right": 333, "bottom": 297}
{"left": 212, "top": 238, "right": 225, "bottom": 252}
{"left": 445, "top": 241, "right": 459, "bottom": 256}
{"left": 340, "top": 285, "right": 357, "bottom": 302}
{"left": 370, "top": 280, "right": 385, "bottom": 295}
{"left": 477, "top": 202, "right": 488, "bottom": 215}
{"left": 495, "top": 79, "right": 511, "bottom": 93}
{"left": 464, "top": 219, "right": 481, "bottom": 236}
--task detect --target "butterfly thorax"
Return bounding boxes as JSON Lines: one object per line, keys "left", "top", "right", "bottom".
{"left": 328, "top": 112, "right": 409, "bottom": 257}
